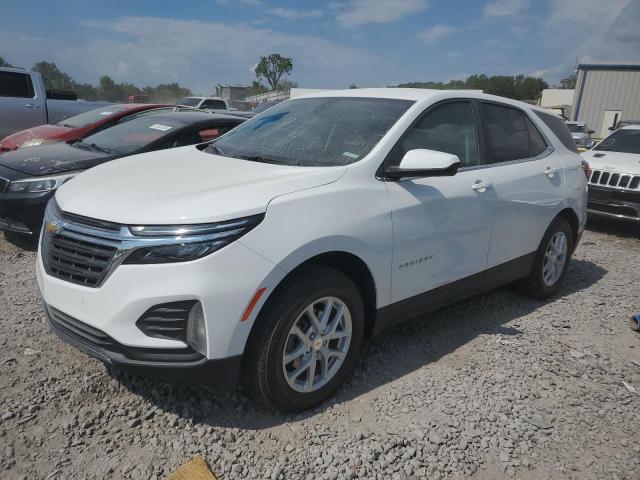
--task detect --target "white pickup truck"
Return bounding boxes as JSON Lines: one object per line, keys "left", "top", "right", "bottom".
{"left": 0, "top": 67, "right": 113, "bottom": 139}
{"left": 175, "top": 96, "right": 254, "bottom": 118}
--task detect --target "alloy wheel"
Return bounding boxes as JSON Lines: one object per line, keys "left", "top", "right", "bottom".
{"left": 542, "top": 231, "right": 568, "bottom": 286}
{"left": 281, "top": 296, "right": 352, "bottom": 393}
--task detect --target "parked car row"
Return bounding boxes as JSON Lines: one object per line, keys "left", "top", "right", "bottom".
{"left": 0, "top": 108, "right": 245, "bottom": 234}
{"left": 4, "top": 88, "right": 589, "bottom": 412}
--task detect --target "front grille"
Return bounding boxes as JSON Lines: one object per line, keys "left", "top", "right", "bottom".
{"left": 589, "top": 169, "right": 640, "bottom": 191}
{"left": 0, "top": 177, "right": 8, "bottom": 194}
{"left": 47, "top": 305, "right": 204, "bottom": 363}
{"left": 42, "top": 231, "right": 119, "bottom": 287}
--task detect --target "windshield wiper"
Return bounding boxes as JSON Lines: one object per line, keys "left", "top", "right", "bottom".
{"left": 208, "top": 144, "right": 227, "bottom": 156}
{"left": 71, "top": 141, "right": 115, "bottom": 154}
{"left": 236, "top": 154, "right": 300, "bottom": 166}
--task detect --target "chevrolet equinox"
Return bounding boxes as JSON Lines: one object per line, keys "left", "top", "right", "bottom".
{"left": 36, "top": 89, "right": 588, "bottom": 411}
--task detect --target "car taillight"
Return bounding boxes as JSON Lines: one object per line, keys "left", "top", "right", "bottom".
{"left": 581, "top": 160, "right": 591, "bottom": 179}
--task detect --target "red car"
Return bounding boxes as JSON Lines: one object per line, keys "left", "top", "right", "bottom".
{"left": 0, "top": 103, "right": 169, "bottom": 153}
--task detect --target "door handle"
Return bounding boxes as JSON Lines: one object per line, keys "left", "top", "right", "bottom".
{"left": 25, "top": 103, "right": 41, "bottom": 109}
{"left": 544, "top": 167, "right": 559, "bottom": 177}
{"left": 471, "top": 181, "right": 493, "bottom": 193}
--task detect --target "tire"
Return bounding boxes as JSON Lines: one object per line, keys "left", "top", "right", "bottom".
{"left": 243, "top": 265, "right": 365, "bottom": 412}
{"left": 520, "top": 216, "right": 574, "bottom": 299}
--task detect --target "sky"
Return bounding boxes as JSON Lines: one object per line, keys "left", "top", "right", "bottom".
{"left": 2, "top": 0, "right": 640, "bottom": 95}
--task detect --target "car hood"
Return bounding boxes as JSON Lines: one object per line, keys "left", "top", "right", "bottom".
{"left": 56, "top": 146, "right": 348, "bottom": 224}
{"left": 582, "top": 150, "right": 640, "bottom": 175}
{"left": 0, "top": 142, "right": 112, "bottom": 177}
{"left": 0, "top": 125, "right": 73, "bottom": 150}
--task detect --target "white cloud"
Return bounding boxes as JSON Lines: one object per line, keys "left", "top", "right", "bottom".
{"left": 268, "top": 7, "right": 324, "bottom": 19}
{"left": 418, "top": 25, "right": 457, "bottom": 45}
{"left": 337, "top": 0, "right": 429, "bottom": 27}
{"left": 484, "top": 0, "right": 529, "bottom": 17}
{"left": 0, "top": 16, "right": 385, "bottom": 93}
{"left": 538, "top": 0, "right": 640, "bottom": 79}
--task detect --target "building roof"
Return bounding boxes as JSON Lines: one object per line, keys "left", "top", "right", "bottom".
{"left": 577, "top": 62, "right": 640, "bottom": 71}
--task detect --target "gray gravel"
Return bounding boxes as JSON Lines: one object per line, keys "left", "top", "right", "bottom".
{"left": 1, "top": 218, "right": 639, "bottom": 480}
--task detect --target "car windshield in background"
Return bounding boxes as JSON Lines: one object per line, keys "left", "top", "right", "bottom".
{"left": 207, "top": 97, "right": 414, "bottom": 166}
{"left": 594, "top": 129, "right": 640, "bottom": 154}
{"left": 175, "top": 97, "right": 201, "bottom": 107}
{"left": 57, "top": 105, "right": 129, "bottom": 128}
{"left": 74, "top": 116, "right": 186, "bottom": 155}
{"left": 567, "top": 124, "right": 586, "bottom": 133}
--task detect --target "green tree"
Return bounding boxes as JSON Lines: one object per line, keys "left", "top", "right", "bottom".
{"left": 0, "top": 55, "right": 13, "bottom": 68}
{"left": 143, "top": 83, "right": 192, "bottom": 103}
{"left": 558, "top": 74, "right": 577, "bottom": 89}
{"left": 255, "top": 53, "right": 293, "bottom": 91}
{"left": 32, "top": 61, "right": 75, "bottom": 90}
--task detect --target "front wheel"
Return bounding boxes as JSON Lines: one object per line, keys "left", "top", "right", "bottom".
{"left": 244, "top": 266, "right": 364, "bottom": 412}
{"left": 520, "top": 216, "right": 574, "bottom": 299}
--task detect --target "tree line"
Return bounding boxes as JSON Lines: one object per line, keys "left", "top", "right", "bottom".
{"left": 395, "top": 74, "right": 550, "bottom": 101}
{"left": 1, "top": 56, "right": 192, "bottom": 103}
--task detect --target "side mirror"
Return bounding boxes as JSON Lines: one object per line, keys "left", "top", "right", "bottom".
{"left": 385, "top": 149, "right": 460, "bottom": 180}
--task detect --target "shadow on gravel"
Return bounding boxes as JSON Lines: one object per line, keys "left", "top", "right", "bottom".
{"left": 586, "top": 215, "right": 640, "bottom": 239}
{"left": 3, "top": 231, "right": 38, "bottom": 251}
{"left": 109, "top": 258, "right": 607, "bottom": 430}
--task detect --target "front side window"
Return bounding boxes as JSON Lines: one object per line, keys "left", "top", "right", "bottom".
{"left": 482, "top": 103, "right": 547, "bottom": 163}
{"left": 594, "top": 128, "right": 640, "bottom": 154}
{"left": 386, "top": 101, "right": 479, "bottom": 168}
{"left": 0, "top": 71, "right": 34, "bottom": 98}
{"left": 207, "top": 97, "right": 414, "bottom": 166}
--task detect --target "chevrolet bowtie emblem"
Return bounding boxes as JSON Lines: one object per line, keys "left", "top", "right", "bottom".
{"left": 45, "top": 221, "right": 62, "bottom": 235}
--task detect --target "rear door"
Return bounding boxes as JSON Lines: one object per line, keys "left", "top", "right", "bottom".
{"left": 384, "top": 100, "right": 494, "bottom": 303}
{"left": 0, "top": 71, "right": 46, "bottom": 138}
{"left": 477, "top": 101, "right": 565, "bottom": 268}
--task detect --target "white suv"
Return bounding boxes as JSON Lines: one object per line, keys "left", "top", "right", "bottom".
{"left": 36, "top": 89, "right": 588, "bottom": 411}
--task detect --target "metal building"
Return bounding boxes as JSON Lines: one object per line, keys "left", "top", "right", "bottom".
{"left": 572, "top": 63, "right": 640, "bottom": 139}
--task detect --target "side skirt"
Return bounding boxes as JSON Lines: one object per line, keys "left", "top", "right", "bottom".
{"left": 371, "top": 252, "right": 535, "bottom": 337}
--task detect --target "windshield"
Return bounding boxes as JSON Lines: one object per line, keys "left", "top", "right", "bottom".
{"left": 207, "top": 97, "right": 413, "bottom": 166}
{"left": 594, "top": 129, "right": 640, "bottom": 154}
{"left": 567, "top": 124, "right": 586, "bottom": 133}
{"left": 57, "top": 105, "right": 129, "bottom": 128}
{"left": 76, "top": 116, "right": 186, "bottom": 155}
{"left": 175, "top": 97, "right": 201, "bottom": 107}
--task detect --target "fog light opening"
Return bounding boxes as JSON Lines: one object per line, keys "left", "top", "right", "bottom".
{"left": 186, "top": 302, "right": 207, "bottom": 356}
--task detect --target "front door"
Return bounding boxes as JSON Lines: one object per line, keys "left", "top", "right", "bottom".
{"left": 0, "top": 71, "right": 45, "bottom": 139}
{"left": 600, "top": 110, "right": 622, "bottom": 139}
{"left": 383, "top": 100, "right": 494, "bottom": 304}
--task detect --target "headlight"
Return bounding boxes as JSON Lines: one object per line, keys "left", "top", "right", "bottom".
{"left": 18, "top": 138, "right": 57, "bottom": 149}
{"left": 122, "top": 214, "right": 264, "bottom": 264}
{"left": 7, "top": 173, "right": 78, "bottom": 193}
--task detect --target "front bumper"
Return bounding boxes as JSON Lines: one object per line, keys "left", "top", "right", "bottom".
{"left": 587, "top": 186, "right": 640, "bottom": 222}
{"left": 0, "top": 191, "right": 53, "bottom": 234}
{"left": 45, "top": 304, "right": 242, "bottom": 392}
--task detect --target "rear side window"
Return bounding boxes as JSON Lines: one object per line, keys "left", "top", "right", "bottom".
{"left": 0, "top": 71, "right": 35, "bottom": 98}
{"left": 534, "top": 111, "right": 578, "bottom": 152}
{"left": 482, "top": 103, "right": 548, "bottom": 163}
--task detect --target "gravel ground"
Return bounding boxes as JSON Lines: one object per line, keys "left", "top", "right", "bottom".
{"left": 1, "top": 218, "right": 639, "bottom": 480}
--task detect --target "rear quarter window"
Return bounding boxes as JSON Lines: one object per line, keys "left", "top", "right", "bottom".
{"left": 534, "top": 111, "right": 578, "bottom": 152}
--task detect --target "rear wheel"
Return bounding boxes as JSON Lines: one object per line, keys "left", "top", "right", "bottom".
{"left": 520, "top": 216, "right": 573, "bottom": 299}
{"left": 244, "top": 266, "right": 364, "bottom": 412}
